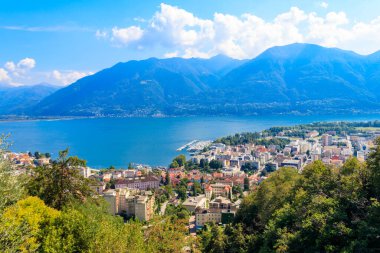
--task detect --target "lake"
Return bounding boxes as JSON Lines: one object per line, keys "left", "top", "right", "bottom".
{"left": 1, "top": 114, "right": 380, "bottom": 168}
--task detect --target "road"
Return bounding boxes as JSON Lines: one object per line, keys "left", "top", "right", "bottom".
{"left": 159, "top": 200, "right": 169, "bottom": 215}
{"left": 188, "top": 215, "right": 196, "bottom": 236}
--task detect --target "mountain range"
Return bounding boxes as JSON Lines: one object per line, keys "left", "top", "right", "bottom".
{"left": 5, "top": 43, "right": 380, "bottom": 117}
{"left": 0, "top": 83, "right": 58, "bottom": 116}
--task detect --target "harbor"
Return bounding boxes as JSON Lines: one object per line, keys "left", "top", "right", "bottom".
{"left": 177, "top": 140, "right": 212, "bottom": 153}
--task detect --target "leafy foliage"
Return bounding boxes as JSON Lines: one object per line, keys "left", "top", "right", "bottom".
{"left": 27, "top": 148, "right": 94, "bottom": 210}
{"left": 0, "top": 137, "right": 27, "bottom": 212}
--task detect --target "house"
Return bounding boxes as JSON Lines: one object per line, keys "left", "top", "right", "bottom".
{"left": 281, "top": 159, "right": 302, "bottom": 170}
{"left": 208, "top": 183, "right": 232, "bottom": 198}
{"left": 102, "top": 188, "right": 155, "bottom": 221}
{"left": 91, "top": 181, "right": 106, "bottom": 195}
{"left": 115, "top": 175, "right": 160, "bottom": 190}
{"left": 182, "top": 195, "right": 209, "bottom": 212}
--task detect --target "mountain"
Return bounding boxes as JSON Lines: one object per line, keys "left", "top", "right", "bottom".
{"left": 29, "top": 44, "right": 380, "bottom": 116}
{"left": 218, "top": 44, "right": 377, "bottom": 111}
{"left": 0, "top": 83, "right": 59, "bottom": 115}
{"left": 33, "top": 56, "right": 244, "bottom": 116}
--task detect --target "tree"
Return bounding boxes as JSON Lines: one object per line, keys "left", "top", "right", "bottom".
{"left": 45, "top": 153, "right": 51, "bottom": 158}
{"left": 193, "top": 181, "right": 202, "bottom": 195}
{"left": 177, "top": 186, "right": 187, "bottom": 201}
{"left": 243, "top": 177, "right": 250, "bottom": 191}
{"left": 200, "top": 159, "right": 209, "bottom": 169}
{"left": 367, "top": 137, "right": 380, "bottom": 198}
{"left": 27, "top": 148, "right": 94, "bottom": 210}
{"left": 169, "top": 160, "right": 179, "bottom": 168}
{"left": 34, "top": 151, "right": 41, "bottom": 159}
{"left": 241, "top": 162, "right": 259, "bottom": 173}
{"left": 165, "top": 170, "right": 171, "bottom": 186}
{"left": 209, "top": 159, "right": 223, "bottom": 170}
{"left": 0, "top": 196, "right": 60, "bottom": 252}
{"left": 174, "top": 154, "right": 186, "bottom": 167}
{"left": 170, "top": 154, "right": 186, "bottom": 168}
{"left": 0, "top": 137, "right": 26, "bottom": 212}
{"left": 200, "top": 223, "right": 227, "bottom": 253}
{"left": 264, "top": 163, "right": 277, "bottom": 173}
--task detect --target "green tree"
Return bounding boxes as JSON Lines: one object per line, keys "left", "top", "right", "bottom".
{"left": 173, "top": 154, "right": 186, "bottom": 167}
{"left": 27, "top": 148, "right": 94, "bottom": 210}
{"left": 243, "top": 177, "right": 250, "bottom": 191}
{"left": 0, "top": 137, "right": 27, "bottom": 212}
{"left": 367, "top": 137, "right": 380, "bottom": 198}
{"left": 209, "top": 159, "right": 223, "bottom": 170}
{"left": 34, "top": 151, "right": 41, "bottom": 159}
{"left": 165, "top": 170, "right": 171, "bottom": 185}
{"left": 177, "top": 186, "right": 188, "bottom": 201}
{"left": 0, "top": 196, "right": 60, "bottom": 252}
{"left": 169, "top": 160, "right": 179, "bottom": 168}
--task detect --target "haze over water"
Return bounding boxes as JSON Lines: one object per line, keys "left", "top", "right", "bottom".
{"left": 1, "top": 115, "right": 380, "bottom": 168}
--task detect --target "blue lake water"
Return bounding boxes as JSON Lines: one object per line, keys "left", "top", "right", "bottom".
{"left": 0, "top": 114, "right": 380, "bottom": 168}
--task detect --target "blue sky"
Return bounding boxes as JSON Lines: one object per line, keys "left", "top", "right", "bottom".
{"left": 1, "top": 0, "right": 380, "bottom": 86}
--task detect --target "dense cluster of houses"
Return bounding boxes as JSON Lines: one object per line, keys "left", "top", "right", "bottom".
{"left": 191, "top": 131, "right": 378, "bottom": 174}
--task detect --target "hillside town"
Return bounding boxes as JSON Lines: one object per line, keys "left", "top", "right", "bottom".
{"left": 4, "top": 122, "right": 380, "bottom": 233}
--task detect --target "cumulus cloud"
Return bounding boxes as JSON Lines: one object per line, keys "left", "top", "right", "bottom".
{"left": 1, "top": 58, "right": 91, "bottom": 86}
{"left": 320, "top": 2, "right": 329, "bottom": 8}
{"left": 50, "top": 70, "right": 93, "bottom": 85}
{"left": 111, "top": 26, "right": 144, "bottom": 45}
{"left": 0, "top": 68, "right": 11, "bottom": 83}
{"left": 17, "top": 57, "right": 36, "bottom": 69}
{"left": 1, "top": 58, "right": 37, "bottom": 85}
{"left": 99, "top": 3, "right": 380, "bottom": 59}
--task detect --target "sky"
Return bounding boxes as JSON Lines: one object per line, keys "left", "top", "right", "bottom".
{"left": 1, "top": 0, "right": 380, "bottom": 86}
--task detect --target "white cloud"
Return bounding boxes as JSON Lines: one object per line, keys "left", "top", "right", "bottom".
{"left": 95, "top": 30, "right": 108, "bottom": 39}
{"left": 99, "top": 4, "right": 380, "bottom": 59}
{"left": 1, "top": 57, "right": 93, "bottom": 86}
{"left": 1, "top": 58, "right": 37, "bottom": 85}
{"left": 0, "top": 68, "right": 11, "bottom": 83}
{"left": 17, "top": 57, "right": 36, "bottom": 69}
{"left": 4, "top": 61, "right": 16, "bottom": 72}
{"left": 320, "top": 2, "right": 329, "bottom": 8}
{"left": 111, "top": 26, "right": 144, "bottom": 45}
{"left": 50, "top": 70, "right": 93, "bottom": 85}
{"left": 163, "top": 51, "right": 179, "bottom": 58}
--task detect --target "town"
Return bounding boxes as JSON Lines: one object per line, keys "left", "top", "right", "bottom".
{"left": 5, "top": 121, "right": 380, "bottom": 234}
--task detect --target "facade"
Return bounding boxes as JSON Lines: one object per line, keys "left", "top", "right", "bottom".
{"left": 196, "top": 211, "right": 221, "bottom": 227}
{"left": 115, "top": 175, "right": 160, "bottom": 190}
{"left": 208, "top": 183, "right": 232, "bottom": 198}
{"left": 322, "top": 134, "right": 333, "bottom": 146}
{"left": 102, "top": 188, "right": 155, "bottom": 221}
{"left": 281, "top": 159, "right": 302, "bottom": 170}
{"left": 195, "top": 209, "right": 236, "bottom": 227}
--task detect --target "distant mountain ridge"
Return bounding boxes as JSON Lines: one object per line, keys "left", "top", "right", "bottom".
{"left": 0, "top": 83, "right": 58, "bottom": 115}
{"left": 10, "top": 43, "right": 380, "bottom": 116}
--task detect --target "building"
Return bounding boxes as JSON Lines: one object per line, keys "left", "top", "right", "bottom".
{"left": 209, "top": 196, "right": 238, "bottom": 212}
{"left": 195, "top": 209, "right": 236, "bottom": 227}
{"left": 182, "top": 195, "right": 209, "bottom": 212}
{"left": 91, "top": 181, "right": 106, "bottom": 195}
{"left": 321, "top": 134, "right": 333, "bottom": 146}
{"left": 115, "top": 175, "right": 160, "bottom": 190}
{"left": 196, "top": 210, "right": 221, "bottom": 227}
{"left": 103, "top": 189, "right": 119, "bottom": 214}
{"left": 281, "top": 159, "right": 302, "bottom": 170}
{"left": 102, "top": 188, "right": 155, "bottom": 221}
{"left": 208, "top": 183, "right": 233, "bottom": 198}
